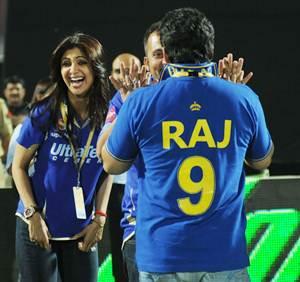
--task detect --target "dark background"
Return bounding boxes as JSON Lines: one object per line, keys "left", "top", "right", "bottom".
{"left": 1, "top": 0, "right": 300, "bottom": 163}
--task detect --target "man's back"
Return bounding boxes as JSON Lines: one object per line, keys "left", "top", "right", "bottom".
{"left": 109, "top": 70, "right": 272, "bottom": 272}
{"left": 103, "top": 7, "right": 273, "bottom": 280}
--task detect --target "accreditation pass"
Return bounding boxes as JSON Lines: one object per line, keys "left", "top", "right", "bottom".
{"left": 73, "top": 186, "right": 87, "bottom": 219}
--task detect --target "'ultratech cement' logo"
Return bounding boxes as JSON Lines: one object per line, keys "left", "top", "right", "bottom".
{"left": 50, "top": 143, "right": 100, "bottom": 163}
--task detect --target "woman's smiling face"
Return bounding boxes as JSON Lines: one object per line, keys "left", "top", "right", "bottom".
{"left": 60, "top": 47, "right": 94, "bottom": 98}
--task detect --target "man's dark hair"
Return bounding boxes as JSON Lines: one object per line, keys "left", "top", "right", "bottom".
{"left": 36, "top": 76, "right": 52, "bottom": 86}
{"left": 35, "top": 76, "right": 53, "bottom": 95}
{"left": 143, "top": 20, "right": 161, "bottom": 54}
{"left": 160, "top": 7, "right": 214, "bottom": 63}
{"left": 3, "top": 75, "right": 26, "bottom": 89}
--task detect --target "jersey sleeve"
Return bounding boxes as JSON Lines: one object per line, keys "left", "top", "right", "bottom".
{"left": 16, "top": 106, "right": 48, "bottom": 148}
{"left": 104, "top": 91, "right": 123, "bottom": 125}
{"left": 246, "top": 96, "right": 273, "bottom": 161}
{"left": 106, "top": 96, "right": 138, "bottom": 162}
{"left": 98, "top": 92, "right": 123, "bottom": 142}
{"left": 5, "top": 124, "right": 22, "bottom": 169}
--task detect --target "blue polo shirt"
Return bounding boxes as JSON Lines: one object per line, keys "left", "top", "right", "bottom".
{"left": 16, "top": 103, "right": 104, "bottom": 239}
{"left": 106, "top": 63, "right": 273, "bottom": 272}
{"left": 101, "top": 91, "right": 138, "bottom": 243}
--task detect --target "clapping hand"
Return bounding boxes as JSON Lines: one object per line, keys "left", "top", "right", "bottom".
{"left": 109, "top": 59, "right": 148, "bottom": 102}
{"left": 219, "top": 53, "right": 253, "bottom": 84}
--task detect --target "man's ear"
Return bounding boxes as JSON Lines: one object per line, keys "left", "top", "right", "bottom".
{"left": 143, "top": 57, "right": 149, "bottom": 71}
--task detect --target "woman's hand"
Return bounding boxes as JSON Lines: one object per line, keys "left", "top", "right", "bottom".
{"left": 71, "top": 216, "right": 106, "bottom": 252}
{"left": 28, "top": 212, "right": 51, "bottom": 249}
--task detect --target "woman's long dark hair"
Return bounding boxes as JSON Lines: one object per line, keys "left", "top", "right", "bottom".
{"left": 31, "top": 32, "right": 109, "bottom": 141}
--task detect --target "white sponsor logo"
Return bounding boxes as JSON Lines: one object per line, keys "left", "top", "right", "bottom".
{"left": 50, "top": 143, "right": 101, "bottom": 163}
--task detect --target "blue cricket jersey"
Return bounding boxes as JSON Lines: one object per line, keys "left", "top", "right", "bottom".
{"left": 101, "top": 91, "right": 138, "bottom": 243}
{"left": 16, "top": 103, "right": 104, "bottom": 239}
{"left": 103, "top": 91, "right": 127, "bottom": 185}
{"left": 106, "top": 63, "right": 273, "bottom": 272}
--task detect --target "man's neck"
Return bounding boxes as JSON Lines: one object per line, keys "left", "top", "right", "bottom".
{"left": 8, "top": 103, "right": 27, "bottom": 115}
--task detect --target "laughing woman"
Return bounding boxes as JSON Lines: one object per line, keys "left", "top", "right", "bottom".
{"left": 12, "top": 33, "right": 112, "bottom": 282}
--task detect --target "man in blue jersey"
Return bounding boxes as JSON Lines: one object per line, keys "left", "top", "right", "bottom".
{"left": 97, "top": 22, "right": 167, "bottom": 282}
{"left": 101, "top": 25, "right": 253, "bottom": 282}
{"left": 101, "top": 7, "right": 274, "bottom": 282}
{"left": 106, "top": 52, "right": 141, "bottom": 282}
{"left": 102, "top": 8, "right": 273, "bottom": 281}
{"left": 97, "top": 26, "right": 162, "bottom": 281}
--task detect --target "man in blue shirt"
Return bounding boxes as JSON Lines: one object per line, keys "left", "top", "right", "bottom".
{"left": 105, "top": 52, "right": 141, "bottom": 282}
{"left": 101, "top": 8, "right": 272, "bottom": 281}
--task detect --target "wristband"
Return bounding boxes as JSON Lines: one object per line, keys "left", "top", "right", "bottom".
{"left": 95, "top": 210, "right": 107, "bottom": 217}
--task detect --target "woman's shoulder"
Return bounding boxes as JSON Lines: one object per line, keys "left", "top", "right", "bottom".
{"left": 30, "top": 99, "right": 53, "bottom": 128}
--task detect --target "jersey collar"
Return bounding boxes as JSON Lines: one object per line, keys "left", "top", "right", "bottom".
{"left": 159, "top": 62, "right": 217, "bottom": 82}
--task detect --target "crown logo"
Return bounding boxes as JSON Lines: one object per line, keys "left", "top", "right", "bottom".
{"left": 190, "top": 101, "right": 201, "bottom": 111}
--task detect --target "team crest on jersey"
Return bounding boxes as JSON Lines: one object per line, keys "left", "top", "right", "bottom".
{"left": 190, "top": 101, "right": 201, "bottom": 112}
{"left": 106, "top": 106, "right": 117, "bottom": 123}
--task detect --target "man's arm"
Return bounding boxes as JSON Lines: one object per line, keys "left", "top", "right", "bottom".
{"left": 219, "top": 56, "right": 273, "bottom": 170}
{"left": 246, "top": 143, "right": 274, "bottom": 170}
{"left": 97, "top": 108, "right": 133, "bottom": 175}
{"left": 101, "top": 143, "right": 132, "bottom": 175}
{"left": 96, "top": 121, "right": 115, "bottom": 159}
{"left": 98, "top": 60, "right": 146, "bottom": 173}
{"left": 97, "top": 110, "right": 133, "bottom": 175}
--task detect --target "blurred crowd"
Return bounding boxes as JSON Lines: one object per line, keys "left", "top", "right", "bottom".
{"left": 0, "top": 75, "right": 51, "bottom": 188}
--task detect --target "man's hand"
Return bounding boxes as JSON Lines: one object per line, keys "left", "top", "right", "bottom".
{"left": 28, "top": 212, "right": 51, "bottom": 249}
{"left": 109, "top": 59, "right": 148, "bottom": 102}
{"left": 219, "top": 53, "right": 253, "bottom": 84}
